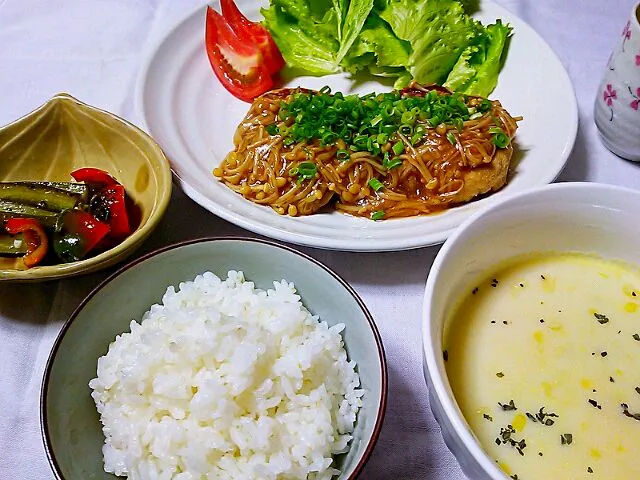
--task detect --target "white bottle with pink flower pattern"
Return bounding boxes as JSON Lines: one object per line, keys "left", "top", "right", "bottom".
{"left": 594, "top": 2, "right": 640, "bottom": 161}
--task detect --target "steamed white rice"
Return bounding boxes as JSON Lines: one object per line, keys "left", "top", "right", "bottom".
{"left": 89, "top": 271, "right": 363, "bottom": 480}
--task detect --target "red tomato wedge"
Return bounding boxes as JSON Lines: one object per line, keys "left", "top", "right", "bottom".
{"left": 219, "top": 0, "right": 285, "bottom": 75}
{"left": 205, "top": 4, "right": 283, "bottom": 102}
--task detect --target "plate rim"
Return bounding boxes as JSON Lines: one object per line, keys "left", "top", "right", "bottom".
{"left": 134, "top": 0, "right": 578, "bottom": 252}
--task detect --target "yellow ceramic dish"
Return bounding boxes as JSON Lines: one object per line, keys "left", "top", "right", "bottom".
{"left": 0, "top": 93, "right": 172, "bottom": 281}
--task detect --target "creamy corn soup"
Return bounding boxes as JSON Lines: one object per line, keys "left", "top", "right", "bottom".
{"left": 444, "top": 253, "right": 640, "bottom": 479}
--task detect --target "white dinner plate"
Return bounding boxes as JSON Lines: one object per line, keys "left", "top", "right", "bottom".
{"left": 135, "top": 0, "right": 578, "bottom": 252}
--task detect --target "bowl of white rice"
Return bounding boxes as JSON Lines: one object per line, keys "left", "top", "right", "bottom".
{"left": 41, "top": 237, "right": 387, "bottom": 480}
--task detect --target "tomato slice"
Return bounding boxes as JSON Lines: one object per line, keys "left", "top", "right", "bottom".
{"left": 220, "top": 0, "right": 285, "bottom": 75}
{"left": 205, "top": 6, "right": 274, "bottom": 102}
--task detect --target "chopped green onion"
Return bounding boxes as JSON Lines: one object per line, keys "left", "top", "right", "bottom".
{"left": 368, "top": 178, "right": 384, "bottom": 191}
{"left": 446, "top": 131, "right": 457, "bottom": 145}
{"left": 321, "top": 131, "right": 338, "bottom": 145}
{"left": 399, "top": 124, "right": 413, "bottom": 136}
{"left": 401, "top": 111, "right": 416, "bottom": 124}
{"left": 319, "top": 85, "right": 331, "bottom": 94}
{"left": 353, "top": 135, "right": 369, "bottom": 150}
{"left": 278, "top": 124, "right": 290, "bottom": 136}
{"left": 479, "top": 98, "right": 492, "bottom": 112}
{"left": 370, "top": 115, "right": 383, "bottom": 127}
{"left": 382, "top": 152, "right": 403, "bottom": 170}
{"left": 274, "top": 87, "right": 478, "bottom": 159}
{"left": 386, "top": 159, "right": 403, "bottom": 170}
{"left": 490, "top": 127, "right": 510, "bottom": 148}
{"left": 371, "top": 210, "right": 385, "bottom": 221}
{"left": 366, "top": 136, "right": 375, "bottom": 151}
{"left": 265, "top": 124, "right": 278, "bottom": 135}
{"left": 336, "top": 149, "right": 350, "bottom": 162}
{"left": 492, "top": 132, "right": 510, "bottom": 148}
{"left": 392, "top": 141, "right": 405, "bottom": 155}
{"left": 297, "top": 162, "right": 317, "bottom": 180}
{"left": 411, "top": 125, "right": 426, "bottom": 144}
{"left": 381, "top": 124, "right": 396, "bottom": 135}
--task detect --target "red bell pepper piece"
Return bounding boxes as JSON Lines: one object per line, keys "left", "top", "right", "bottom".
{"left": 4, "top": 218, "right": 49, "bottom": 268}
{"left": 62, "top": 210, "right": 111, "bottom": 253}
{"left": 70, "top": 167, "right": 118, "bottom": 187}
{"left": 71, "top": 167, "right": 131, "bottom": 239}
{"left": 94, "top": 184, "right": 131, "bottom": 238}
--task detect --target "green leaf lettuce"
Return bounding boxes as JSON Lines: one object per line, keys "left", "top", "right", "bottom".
{"left": 261, "top": 0, "right": 374, "bottom": 75}
{"left": 444, "top": 20, "right": 512, "bottom": 97}
{"left": 261, "top": 0, "right": 512, "bottom": 96}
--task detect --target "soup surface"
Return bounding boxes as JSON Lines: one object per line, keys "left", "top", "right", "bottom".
{"left": 445, "top": 253, "right": 640, "bottom": 479}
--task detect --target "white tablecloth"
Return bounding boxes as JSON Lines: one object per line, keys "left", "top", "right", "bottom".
{"left": 1, "top": 1, "right": 638, "bottom": 478}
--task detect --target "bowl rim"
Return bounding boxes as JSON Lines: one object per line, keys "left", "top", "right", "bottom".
{"left": 0, "top": 92, "right": 173, "bottom": 281}
{"left": 421, "top": 181, "right": 640, "bottom": 478}
{"left": 40, "top": 236, "right": 388, "bottom": 480}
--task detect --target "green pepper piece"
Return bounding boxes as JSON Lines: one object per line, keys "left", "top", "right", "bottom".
{"left": 0, "top": 182, "right": 81, "bottom": 211}
{"left": 53, "top": 232, "right": 86, "bottom": 263}
{"left": 0, "top": 200, "right": 60, "bottom": 228}
{"left": 19, "top": 181, "right": 90, "bottom": 202}
{"left": 0, "top": 233, "right": 28, "bottom": 256}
